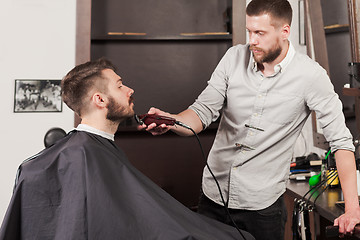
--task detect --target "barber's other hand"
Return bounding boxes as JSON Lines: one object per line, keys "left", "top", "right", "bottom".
{"left": 136, "top": 107, "right": 174, "bottom": 136}
{"left": 334, "top": 207, "right": 360, "bottom": 237}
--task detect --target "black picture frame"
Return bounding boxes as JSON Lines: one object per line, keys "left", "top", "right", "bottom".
{"left": 14, "top": 79, "right": 62, "bottom": 113}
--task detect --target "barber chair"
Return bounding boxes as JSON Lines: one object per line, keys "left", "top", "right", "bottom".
{"left": 44, "top": 127, "right": 66, "bottom": 148}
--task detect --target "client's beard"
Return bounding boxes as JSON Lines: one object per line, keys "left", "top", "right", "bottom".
{"left": 106, "top": 96, "right": 134, "bottom": 122}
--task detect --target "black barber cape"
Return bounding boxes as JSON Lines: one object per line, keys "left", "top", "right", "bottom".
{"left": 0, "top": 131, "right": 253, "bottom": 240}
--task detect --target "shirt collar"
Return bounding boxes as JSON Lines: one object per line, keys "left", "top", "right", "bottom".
{"left": 251, "top": 40, "right": 296, "bottom": 75}
{"left": 76, "top": 124, "right": 115, "bottom": 141}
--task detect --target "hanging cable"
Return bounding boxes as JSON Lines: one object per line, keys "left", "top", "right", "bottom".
{"left": 134, "top": 114, "right": 247, "bottom": 239}
{"left": 176, "top": 121, "right": 247, "bottom": 240}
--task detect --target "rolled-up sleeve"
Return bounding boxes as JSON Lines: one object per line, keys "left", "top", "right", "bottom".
{"left": 305, "top": 63, "right": 355, "bottom": 153}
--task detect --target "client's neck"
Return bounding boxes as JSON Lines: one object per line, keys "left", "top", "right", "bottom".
{"left": 80, "top": 117, "right": 119, "bottom": 135}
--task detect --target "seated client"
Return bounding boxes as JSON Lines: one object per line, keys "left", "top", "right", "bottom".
{"left": 0, "top": 58, "right": 253, "bottom": 240}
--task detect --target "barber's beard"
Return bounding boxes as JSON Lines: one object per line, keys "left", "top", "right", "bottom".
{"left": 250, "top": 41, "right": 282, "bottom": 64}
{"left": 106, "top": 96, "right": 134, "bottom": 122}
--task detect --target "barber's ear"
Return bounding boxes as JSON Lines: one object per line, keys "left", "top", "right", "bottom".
{"left": 92, "top": 93, "right": 108, "bottom": 108}
{"left": 281, "top": 24, "right": 290, "bottom": 40}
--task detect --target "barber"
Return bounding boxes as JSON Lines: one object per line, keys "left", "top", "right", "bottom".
{"left": 139, "top": 0, "right": 360, "bottom": 239}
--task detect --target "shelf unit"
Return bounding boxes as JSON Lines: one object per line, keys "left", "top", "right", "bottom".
{"left": 75, "top": 0, "right": 245, "bottom": 66}
{"left": 89, "top": 0, "right": 245, "bottom": 128}
{"left": 75, "top": 0, "right": 246, "bottom": 208}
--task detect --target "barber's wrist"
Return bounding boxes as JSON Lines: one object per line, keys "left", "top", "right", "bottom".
{"left": 345, "top": 201, "right": 360, "bottom": 212}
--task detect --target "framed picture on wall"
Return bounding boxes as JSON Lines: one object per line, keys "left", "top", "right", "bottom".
{"left": 14, "top": 79, "right": 62, "bottom": 113}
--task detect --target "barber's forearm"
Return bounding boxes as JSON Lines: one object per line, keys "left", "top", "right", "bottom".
{"left": 171, "top": 109, "right": 203, "bottom": 136}
{"left": 335, "top": 149, "right": 359, "bottom": 211}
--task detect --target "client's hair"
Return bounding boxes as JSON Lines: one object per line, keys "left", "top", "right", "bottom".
{"left": 61, "top": 58, "right": 116, "bottom": 116}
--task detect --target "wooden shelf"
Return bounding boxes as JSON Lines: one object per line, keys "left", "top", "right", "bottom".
{"left": 91, "top": 34, "right": 233, "bottom": 41}
{"left": 324, "top": 24, "right": 349, "bottom": 34}
{"left": 343, "top": 87, "right": 360, "bottom": 96}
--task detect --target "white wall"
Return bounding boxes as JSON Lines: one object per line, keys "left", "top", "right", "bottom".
{"left": 0, "top": 0, "right": 76, "bottom": 222}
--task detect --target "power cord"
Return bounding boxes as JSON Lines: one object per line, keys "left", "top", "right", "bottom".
{"left": 299, "top": 150, "right": 336, "bottom": 208}
{"left": 135, "top": 114, "right": 247, "bottom": 239}
{"left": 175, "top": 121, "right": 247, "bottom": 240}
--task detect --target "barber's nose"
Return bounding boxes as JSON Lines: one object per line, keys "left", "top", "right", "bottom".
{"left": 249, "top": 37, "right": 258, "bottom": 45}
{"left": 249, "top": 34, "right": 258, "bottom": 45}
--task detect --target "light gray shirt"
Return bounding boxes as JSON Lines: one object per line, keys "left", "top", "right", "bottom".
{"left": 189, "top": 42, "right": 354, "bottom": 210}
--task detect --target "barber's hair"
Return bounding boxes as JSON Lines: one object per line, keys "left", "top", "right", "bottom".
{"left": 61, "top": 58, "right": 116, "bottom": 116}
{"left": 246, "top": 0, "right": 292, "bottom": 27}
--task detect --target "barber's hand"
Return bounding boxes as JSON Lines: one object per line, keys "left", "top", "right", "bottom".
{"left": 136, "top": 107, "right": 174, "bottom": 136}
{"left": 334, "top": 207, "right": 360, "bottom": 237}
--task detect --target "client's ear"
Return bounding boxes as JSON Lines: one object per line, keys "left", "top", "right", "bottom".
{"left": 92, "top": 92, "right": 108, "bottom": 109}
